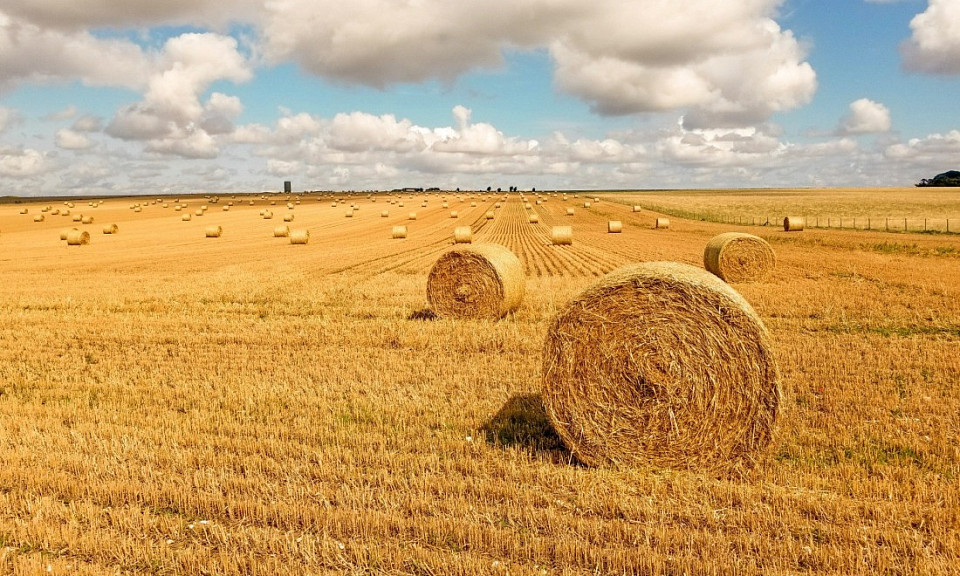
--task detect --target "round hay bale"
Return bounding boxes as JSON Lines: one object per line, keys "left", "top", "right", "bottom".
{"left": 205, "top": 226, "right": 222, "bottom": 238}
{"left": 608, "top": 220, "right": 623, "bottom": 233}
{"left": 633, "top": 205, "right": 642, "bottom": 212}
{"left": 704, "top": 232, "right": 776, "bottom": 283}
{"left": 263, "top": 211, "right": 274, "bottom": 220}
{"left": 33, "top": 214, "right": 45, "bottom": 222}
{"left": 81, "top": 216, "right": 94, "bottom": 224}
{"left": 66, "top": 230, "right": 90, "bottom": 246}
{"left": 182, "top": 214, "right": 192, "bottom": 221}
{"left": 541, "top": 261, "right": 781, "bottom": 472}
{"left": 72, "top": 214, "right": 82, "bottom": 222}
{"left": 273, "top": 225, "right": 290, "bottom": 237}
{"left": 381, "top": 210, "right": 389, "bottom": 218}
{"left": 566, "top": 208, "right": 575, "bottom": 216}
{"left": 194, "top": 209, "right": 204, "bottom": 216}
{"left": 392, "top": 225, "right": 408, "bottom": 239}
{"left": 289, "top": 229, "right": 310, "bottom": 244}
{"left": 470, "top": 202, "right": 477, "bottom": 207}
{"left": 398, "top": 202, "right": 405, "bottom": 208}
{"left": 408, "top": 212, "right": 417, "bottom": 220}
{"left": 60, "top": 228, "right": 77, "bottom": 240}
{"left": 485, "top": 211, "right": 495, "bottom": 220}
{"left": 102, "top": 223, "right": 119, "bottom": 235}
{"left": 583, "top": 202, "right": 592, "bottom": 208}
{"left": 174, "top": 206, "right": 182, "bottom": 212}
{"left": 528, "top": 213, "right": 540, "bottom": 224}
{"left": 222, "top": 206, "right": 230, "bottom": 212}
{"left": 655, "top": 218, "right": 670, "bottom": 229}
{"left": 442, "top": 202, "right": 449, "bottom": 209}
{"left": 453, "top": 226, "right": 473, "bottom": 244}
{"left": 783, "top": 216, "right": 804, "bottom": 232}
{"left": 20, "top": 208, "right": 29, "bottom": 214}
{"left": 551, "top": 226, "right": 573, "bottom": 245}
{"left": 450, "top": 211, "right": 459, "bottom": 218}
{"left": 426, "top": 243, "right": 525, "bottom": 320}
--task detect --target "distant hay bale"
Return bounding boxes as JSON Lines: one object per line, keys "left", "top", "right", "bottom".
{"left": 495, "top": 202, "right": 502, "bottom": 209}
{"left": 426, "top": 243, "right": 525, "bottom": 320}
{"left": 20, "top": 208, "right": 29, "bottom": 214}
{"left": 470, "top": 202, "right": 477, "bottom": 207}
{"left": 392, "top": 225, "right": 408, "bottom": 239}
{"left": 485, "top": 211, "right": 495, "bottom": 220}
{"left": 72, "top": 214, "right": 82, "bottom": 222}
{"left": 81, "top": 216, "right": 94, "bottom": 224}
{"left": 450, "top": 211, "right": 459, "bottom": 218}
{"left": 608, "top": 220, "right": 623, "bottom": 233}
{"left": 182, "top": 214, "right": 192, "bottom": 221}
{"left": 566, "top": 208, "right": 575, "bottom": 216}
{"left": 33, "top": 214, "right": 45, "bottom": 222}
{"left": 102, "top": 223, "right": 119, "bottom": 235}
{"left": 442, "top": 202, "right": 449, "bottom": 209}
{"left": 205, "top": 226, "right": 222, "bottom": 238}
{"left": 541, "top": 261, "right": 781, "bottom": 472}
{"left": 408, "top": 212, "right": 417, "bottom": 220}
{"left": 66, "top": 230, "right": 90, "bottom": 246}
{"left": 289, "top": 229, "right": 310, "bottom": 244}
{"left": 381, "top": 210, "right": 389, "bottom": 218}
{"left": 195, "top": 209, "right": 204, "bottom": 216}
{"left": 453, "top": 226, "right": 473, "bottom": 244}
{"left": 783, "top": 216, "right": 805, "bottom": 232}
{"left": 551, "top": 226, "right": 573, "bottom": 245}
{"left": 273, "top": 225, "right": 290, "bottom": 237}
{"left": 174, "top": 206, "right": 182, "bottom": 212}
{"left": 633, "top": 205, "right": 642, "bottom": 212}
{"left": 222, "top": 206, "right": 230, "bottom": 211}
{"left": 263, "top": 211, "right": 274, "bottom": 220}
{"left": 283, "top": 213, "right": 295, "bottom": 222}
{"left": 529, "top": 213, "right": 540, "bottom": 224}
{"left": 60, "top": 228, "right": 76, "bottom": 240}
{"left": 584, "top": 202, "right": 592, "bottom": 208}
{"left": 344, "top": 210, "right": 353, "bottom": 218}
{"left": 398, "top": 202, "right": 405, "bottom": 207}
{"left": 655, "top": 218, "right": 670, "bottom": 229}
{"left": 704, "top": 232, "right": 776, "bottom": 283}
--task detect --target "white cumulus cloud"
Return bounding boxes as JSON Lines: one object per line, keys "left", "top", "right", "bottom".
{"left": 55, "top": 128, "right": 96, "bottom": 150}
{"left": 0, "top": 147, "right": 50, "bottom": 177}
{"left": 902, "top": 0, "right": 960, "bottom": 74}
{"left": 838, "top": 98, "right": 892, "bottom": 134}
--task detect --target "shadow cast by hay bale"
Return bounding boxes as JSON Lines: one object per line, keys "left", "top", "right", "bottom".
{"left": 481, "top": 394, "right": 571, "bottom": 463}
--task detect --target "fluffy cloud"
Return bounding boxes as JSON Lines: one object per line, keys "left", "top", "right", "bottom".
{"left": 0, "top": 0, "right": 261, "bottom": 30}
{"left": 0, "top": 147, "right": 49, "bottom": 177}
{"left": 55, "top": 128, "right": 96, "bottom": 150}
{"left": 838, "top": 98, "right": 892, "bottom": 134}
{"left": 902, "top": 0, "right": 960, "bottom": 74}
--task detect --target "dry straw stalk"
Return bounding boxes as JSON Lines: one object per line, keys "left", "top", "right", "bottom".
{"left": 551, "top": 226, "right": 573, "bottom": 245}
{"left": 541, "top": 261, "right": 780, "bottom": 473}
{"left": 703, "top": 232, "right": 776, "bottom": 283}
{"left": 426, "top": 243, "right": 525, "bottom": 320}
{"left": 453, "top": 226, "right": 473, "bottom": 244}
{"left": 783, "top": 216, "right": 805, "bottom": 232}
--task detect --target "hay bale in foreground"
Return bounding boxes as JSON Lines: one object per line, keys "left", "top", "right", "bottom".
{"left": 704, "top": 232, "right": 776, "bottom": 283}
{"left": 783, "top": 216, "right": 804, "bottom": 232}
{"left": 607, "top": 220, "right": 623, "bottom": 233}
{"left": 551, "top": 226, "right": 573, "bottom": 245}
{"left": 453, "top": 226, "right": 473, "bottom": 244}
{"left": 391, "top": 225, "right": 408, "bottom": 239}
{"left": 205, "top": 226, "right": 222, "bottom": 238}
{"left": 66, "top": 230, "right": 90, "bottom": 246}
{"left": 289, "top": 229, "right": 310, "bottom": 244}
{"left": 541, "top": 261, "right": 780, "bottom": 472}
{"left": 102, "top": 224, "right": 119, "bottom": 234}
{"left": 273, "top": 226, "right": 290, "bottom": 237}
{"left": 426, "top": 243, "right": 525, "bottom": 320}
{"left": 655, "top": 218, "right": 670, "bottom": 229}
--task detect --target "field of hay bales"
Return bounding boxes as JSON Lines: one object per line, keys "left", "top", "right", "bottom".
{"left": 1, "top": 190, "right": 958, "bottom": 575}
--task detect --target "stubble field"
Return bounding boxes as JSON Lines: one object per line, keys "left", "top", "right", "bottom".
{"left": 0, "top": 189, "right": 958, "bottom": 575}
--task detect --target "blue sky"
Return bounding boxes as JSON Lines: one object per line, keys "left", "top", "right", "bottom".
{"left": 1, "top": 0, "right": 959, "bottom": 195}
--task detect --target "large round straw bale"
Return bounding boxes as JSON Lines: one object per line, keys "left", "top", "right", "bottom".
{"left": 66, "top": 230, "right": 90, "bottom": 246}
{"left": 289, "top": 229, "right": 310, "bottom": 244}
{"left": 655, "top": 218, "right": 670, "bottom": 229}
{"left": 633, "top": 205, "right": 642, "bottom": 212}
{"left": 529, "top": 213, "right": 540, "bottom": 224}
{"left": 34, "top": 214, "right": 45, "bottom": 222}
{"left": 20, "top": 208, "right": 29, "bottom": 214}
{"left": 566, "top": 208, "right": 575, "bottom": 216}
{"left": 608, "top": 220, "right": 623, "bottom": 233}
{"left": 60, "top": 228, "right": 77, "bottom": 240}
{"left": 102, "top": 223, "right": 119, "bottom": 234}
{"left": 450, "top": 211, "right": 459, "bottom": 218}
{"left": 274, "top": 225, "right": 290, "bottom": 237}
{"left": 541, "top": 261, "right": 780, "bottom": 472}
{"left": 392, "top": 225, "right": 408, "bottom": 239}
{"left": 704, "top": 232, "right": 776, "bottom": 283}
{"left": 471, "top": 202, "right": 477, "bottom": 207}
{"left": 381, "top": 210, "right": 389, "bottom": 218}
{"left": 551, "top": 226, "right": 573, "bottom": 245}
{"left": 583, "top": 202, "right": 592, "bottom": 208}
{"left": 263, "top": 211, "right": 274, "bottom": 220}
{"left": 205, "top": 225, "right": 222, "bottom": 238}
{"left": 195, "top": 209, "right": 204, "bottom": 216}
{"left": 426, "top": 243, "right": 525, "bottom": 320}
{"left": 453, "top": 226, "right": 473, "bottom": 244}
{"left": 72, "top": 214, "right": 82, "bottom": 222}
{"left": 81, "top": 215, "right": 94, "bottom": 224}
{"left": 408, "top": 212, "right": 417, "bottom": 220}
{"left": 182, "top": 214, "right": 192, "bottom": 221}
{"left": 783, "top": 216, "right": 804, "bottom": 232}
{"left": 485, "top": 211, "right": 495, "bottom": 220}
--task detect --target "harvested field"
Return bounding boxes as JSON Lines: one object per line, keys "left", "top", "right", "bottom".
{"left": 0, "top": 190, "right": 958, "bottom": 575}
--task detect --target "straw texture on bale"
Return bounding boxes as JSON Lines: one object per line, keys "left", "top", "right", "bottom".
{"left": 205, "top": 226, "right": 222, "bottom": 238}
{"left": 541, "top": 261, "right": 781, "bottom": 473}
{"left": 391, "top": 225, "right": 408, "bottom": 239}
{"left": 66, "top": 230, "right": 90, "bottom": 246}
{"left": 102, "top": 223, "right": 119, "bottom": 234}
{"left": 703, "top": 232, "right": 776, "bottom": 283}
{"left": 783, "top": 216, "right": 805, "bottom": 232}
{"left": 655, "top": 218, "right": 670, "bottom": 229}
{"left": 289, "top": 229, "right": 310, "bottom": 244}
{"left": 426, "top": 243, "right": 525, "bottom": 320}
{"left": 453, "top": 226, "right": 473, "bottom": 244}
{"left": 551, "top": 226, "right": 573, "bottom": 245}
{"left": 273, "top": 226, "right": 290, "bottom": 237}
{"left": 607, "top": 220, "right": 623, "bottom": 233}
